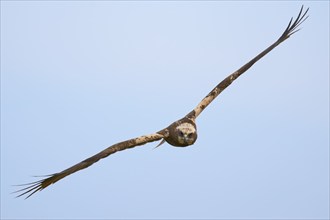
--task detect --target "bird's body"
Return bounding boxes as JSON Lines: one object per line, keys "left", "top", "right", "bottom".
{"left": 15, "top": 6, "right": 309, "bottom": 199}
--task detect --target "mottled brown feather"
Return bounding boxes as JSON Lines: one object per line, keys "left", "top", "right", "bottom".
{"left": 186, "top": 5, "right": 309, "bottom": 119}
{"left": 14, "top": 133, "right": 164, "bottom": 199}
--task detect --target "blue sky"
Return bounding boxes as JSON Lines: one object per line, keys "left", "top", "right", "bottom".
{"left": 1, "top": 1, "right": 329, "bottom": 219}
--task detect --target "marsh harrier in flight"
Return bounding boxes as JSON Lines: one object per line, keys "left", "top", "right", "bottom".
{"left": 15, "top": 6, "right": 309, "bottom": 199}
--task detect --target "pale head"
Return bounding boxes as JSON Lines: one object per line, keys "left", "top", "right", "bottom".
{"left": 175, "top": 122, "right": 197, "bottom": 146}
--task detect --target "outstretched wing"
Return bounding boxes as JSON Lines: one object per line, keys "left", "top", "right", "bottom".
{"left": 14, "top": 133, "right": 164, "bottom": 199}
{"left": 186, "top": 6, "right": 309, "bottom": 120}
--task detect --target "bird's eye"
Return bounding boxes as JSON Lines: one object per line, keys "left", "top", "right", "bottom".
{"left": 179, "top": 131, "right": 184, "bottom": 136}
{"left": 188, "top": 133, "right": 193, "bottom": 138}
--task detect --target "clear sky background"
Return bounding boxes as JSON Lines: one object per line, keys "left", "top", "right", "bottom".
{"left": 1, "top": 1, "right": 329, "bottom": 219}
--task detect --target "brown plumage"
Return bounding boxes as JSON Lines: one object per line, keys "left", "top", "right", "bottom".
{"left": 15, "top": 6, "right": 309, "bottom": 199}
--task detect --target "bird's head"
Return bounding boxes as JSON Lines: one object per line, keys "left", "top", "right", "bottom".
{"left": 164, "top": 119, "right": 197, "bottom": 147}
{"left": 176, "top": 122, "right": 197, "bottom": 146}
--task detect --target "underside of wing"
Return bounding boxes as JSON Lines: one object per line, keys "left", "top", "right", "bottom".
{"left": 14, "top": 133, "right": 164, "bottom": 199}
{"left": 186, "top": 6, "right": 309, "bottom": 120}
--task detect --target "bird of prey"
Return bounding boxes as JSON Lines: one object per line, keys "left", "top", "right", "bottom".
{"left": 15, "top": 6, "right": 309, "bottom": 199}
